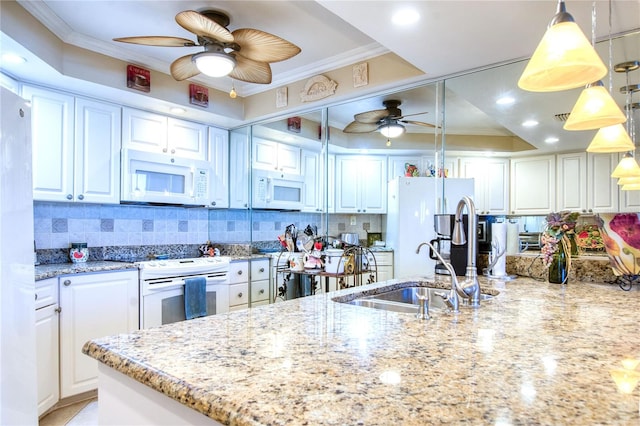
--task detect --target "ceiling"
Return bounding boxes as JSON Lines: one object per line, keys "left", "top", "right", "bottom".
{"left": 2, "top": 1, "right": 640, "bottom": 156}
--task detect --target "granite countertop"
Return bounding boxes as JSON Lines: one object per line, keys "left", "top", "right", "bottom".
{"left": 83, "top": 276, "right": 640, "bottom": 425}
{"left": 35, "top": 261, "right": 137, "bottom": 280}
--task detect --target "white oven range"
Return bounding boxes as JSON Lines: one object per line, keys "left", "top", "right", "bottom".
{"left": 137, "top": 257, "right": 230, "bottom": 329}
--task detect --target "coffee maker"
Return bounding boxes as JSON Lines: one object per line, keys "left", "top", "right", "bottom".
{"left": 430, "top": 214, "right": 468, "bottom": 276}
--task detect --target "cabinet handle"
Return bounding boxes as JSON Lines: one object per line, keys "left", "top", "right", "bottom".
{"left": 171, "top": 149, "right": 176, "bottom": 154}
{"left": 259, "top": 289, "right": 265, "bottom": 294}
{"left": 237, "top": 292, "right": 243, "bottom": 298}
{"left": 211, "top": 201, "right": 217, "bottom": 206}
{"left": 170, "top": 158, "right": 175, "bottom": 163}
{"left": 63, "top": 279, "right": 71, "bottom": 286}
{"left": 162, "top": 148, "right": 167, "bottom": 153}
{"left": 35, "top": 293, "right": 38, "bottom": 300}
{"left": 237, "top": 270, "right": 243, "bottom": 275}
{"left": 259, "top": 267, "right": 265, "bottom": 273}
{"left": 66, "top": 194, "right": 73, "bottom": 200}
{"left": 77, "top": 194, "right": 84, "bottom": 200}
{"left": 54, "top": 307, "right": 61, "bottom": 314}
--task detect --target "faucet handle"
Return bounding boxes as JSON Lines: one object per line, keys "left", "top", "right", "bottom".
{"left": 415, "top": 293, "right": 430, "bottom": 320}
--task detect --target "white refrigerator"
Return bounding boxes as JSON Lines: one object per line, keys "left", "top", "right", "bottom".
{"left": 0, "top": 87, "right": 36, "bottom": 425}
{"left": 385, "top": 177, "right": 474, "bottom": 279}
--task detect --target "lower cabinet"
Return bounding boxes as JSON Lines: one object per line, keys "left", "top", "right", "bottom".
{"left": 368, "top": 251, "right": 394, "bottom": 282}
{"left": 250, "top": 259, "right": 270, "bottom": 307}
{"left": 59, "top": 270, "right": 138, "bottom": 398}
{"left": 228, "top": 261, "right": 249, "bottom": 311}
{"left": 35, "top": 278, "right": 59, "bottom": 416}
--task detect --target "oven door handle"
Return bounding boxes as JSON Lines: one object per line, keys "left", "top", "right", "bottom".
{"left": 145, "top": 280, "right": 185, "bottom": 291}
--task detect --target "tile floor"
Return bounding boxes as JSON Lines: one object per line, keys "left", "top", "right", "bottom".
{"left": 39, "top": 399, "right": 98, "bottom": 426}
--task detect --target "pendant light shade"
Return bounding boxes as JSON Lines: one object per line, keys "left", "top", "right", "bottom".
{"left": 586, "top": 123, "right": 635, "bottom": 153}
{"left": 518, "top": 1, "right": 607, "bottom": 92}
{"left": 621, "top": 183, "right": 640, "bottom": 191}
{"left": 617, "top": 176, "right": 640, "bottom": 186}
{"left": 611, "top": 153, "right": 640, "bottom": 178}
{"left": 564, "top": 81, "right": 626, "bottom": 130}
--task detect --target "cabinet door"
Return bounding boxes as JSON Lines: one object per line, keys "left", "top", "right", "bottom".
{"left": 510, "top": 155, "right": 556, "bottom": 214}
{"left": 301, "top": 150, "right": 320, "bottom": 212}
{"left": 59, "top": 270, "right": 138, "bottom": 398}
{"left": 335, "top": 156, "right": 360, "bottom": 212}
{"left": 460, "top": 158, "right": 487, "bottom": 213}
{"left": 36, "top": 304, "right": 59, "bottom": 416}
{"left": 74, "top": 98, "right": 121, "bottom": 204}
{"left": 277, "top": 144, "right": 301, "bottom": 174}
{"left": 556, "top": 152, "right": 587, "bottom": 212}
{"left": 208, "top": 127, "right": 229, "bottom": 208}
{"left": 588, "top": 153, "right": 619, "bottom": 213}
{"left": 167, "top": 118, "right": 207, "bottom": 160}
{"left": 229, "top": 131, "right": 249, "bottom": 209}
{"left": 22, "top": 85, "right": 75, "bottom": 202}
{"left": 253, "top": 138, "right": 278, "bottom": 170}
{"left": 361, "top": 156, "right": 387, "bottom": 213}
{"left": 121, "top": 108, "right": 167, "bottom": 153}
{"left": 388, "top": 156, "right": 423, "bottom": 180}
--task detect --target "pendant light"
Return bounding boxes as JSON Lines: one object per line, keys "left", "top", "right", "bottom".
{"left": 518, "top": 0, "right": 607, "bottom": 92}
{"left": 612, "top": 60, "right": 640, "bottom": 183}
{"left": 586, "top": 123, "right": 634, "bottom": 152}
{"left": 611, "top": 152, "right": 640, "bottom": 178}
{"left": 616, "top": 176, "right": 640, "bottom": 186}
{"left": 564, "top": 81, "right": 626, "bottom": 130}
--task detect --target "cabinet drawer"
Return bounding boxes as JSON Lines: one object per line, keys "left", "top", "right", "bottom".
{"left": 229, "top": 283, "right": 249, "bottom": 307}
{"left": 251, "top": 259, "right": 270, "bottom": 281}
{"left": 367, "top": 252, "right": 393, "bottom": 266}
{"left": 35, "top": 278, "right": 58, "bottom": 310}
{"left": 228, "top": 261, "right": 249, "bottom": 284}
{"left": 251, "top": 279, "right": 270, "bottom": 303}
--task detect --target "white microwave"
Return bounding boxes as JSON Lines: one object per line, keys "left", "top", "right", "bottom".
{"left": 252, "top": 171, "right": 304, "bottom": 210}
{"left": 121, "top": 149, "right": 211, "bottom": 206}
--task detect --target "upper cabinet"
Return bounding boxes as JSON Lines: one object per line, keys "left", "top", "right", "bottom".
{"left": 122, "top": 108, "right": 207, "bottom": 161}
{"left": 208, "top": 127, "right": 229, "bottom": 209}
{"left": 335, "top": 155, "right": 387, "bottom": 214}
{"left": 301, "top": 149, "right": 321, "bottom": 212}
{"left": 252, "top": 138, "right": 301, "bottom": 174}
{"left": 459, "top": 157, "right": 509, "bottom": 215}
{"left": 510, "top": 155, "right": 556, "bottom": 215}
{"left": 23, "top": 85, "right": 121, "bottom": 204}
{"left": 229, "top": 130, "right": 250, "bottom": 209}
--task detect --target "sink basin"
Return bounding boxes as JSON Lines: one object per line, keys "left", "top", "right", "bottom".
{"left": 345, "top": 286, "right": 496, "bottom": 313}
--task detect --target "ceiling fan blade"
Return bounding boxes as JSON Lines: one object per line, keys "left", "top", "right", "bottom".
{"left": 176, "top": 10, "right": 234, "bottom": 43}
{"left": 397, "top": 111, "right": 429, "bottom": 120}
{"left": 113, "top": 36, "right": 196, "bottom": 47}
{"left": 354, "top": 109, "right": 389, "bottom": 124}
{"left": 343, "top": 121, "right": 378, "bottom": 133}
{"left": 232, "top": 28, "right": 301, "bottom": 63}
{"left": 229, "top": 54, "right": 272, "bottom": 84}
{"left": 170, "top": 54, "right": 200, "bottom": 81}
{"left": 400, "top": 120, "right": 437, "bottom": 128}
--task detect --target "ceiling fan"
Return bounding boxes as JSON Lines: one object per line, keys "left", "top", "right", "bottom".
{"left": 343, "top": 100, "right": 436, "bottom": 138}
{"left": 113, "top": 9, "right": 301, "bottom": 84}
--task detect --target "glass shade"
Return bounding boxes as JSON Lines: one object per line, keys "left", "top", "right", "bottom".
{"left": 621, "top": 183, "right": 640, "bottom": 191}
{"left": 586, "top": 124, "right": 635, "bottom": 153}
{"left": 379, "top": 123, "right": 405, "bottom": 138}
{"left": 193, "top": 52, "right": 236, "bottom": 77}
{"left": 564, "top": 82, "right": 626, "bottom": 130}
{"left": 611, "top": 154, "right": 640, "bottom": 178}
{"left": 518, "top": 17, "right": 606, "bottom": 92}
{"left": 617, "top": 176, "right": 640, "bottom": 186}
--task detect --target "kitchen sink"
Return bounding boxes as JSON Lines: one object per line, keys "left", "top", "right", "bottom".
{"left": 343, "top": 286, "right": 496, "bottom": 314}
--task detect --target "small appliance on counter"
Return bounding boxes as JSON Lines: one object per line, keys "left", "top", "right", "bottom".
{"left": 69, "top": 242, "right": 89, "bottom": 263}
{"left": 430, "top": 214, "right": 469, "bottom": 276}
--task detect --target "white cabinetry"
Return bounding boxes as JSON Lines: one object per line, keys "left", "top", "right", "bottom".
{"left": 229, "top": 130, "right": 250, "bottom": 209}
{"left": 335, "top": 155, "right": 387, "bottom": 213}
{"left": 250, "top": 259, "right": 270, "bottom": 307}
{"left": 59, "top": 270, "right": 138, "bottom": 398}
{"left": 22, "top": 86, "right": 121, "bottom": 203}
{"left": 510, "top": 155, "right": 556, "bottom": 214}
{"left": 588, "top": 153, "right": 620, "bottom": 213}
{"left": 556, "top": 152, "right": 587, "bottom": 213}
{"left": 35, "top": 278, "right": 59, "bottom": 416}
{"left": 301, "top": 149, "right": 321, "bottom": 212}
{"left": 228, "top": 261, "right": 249, "bottom": 311}
{"left": 122, "top": 108, "right": 207, "bottom": 160}
{"left": 253, "top": 138, "right": 301, "bottom": 174}
{"left": 367, "top": 251, "right": 394, "bottom": 282}
{"left": 460, "top": 157, "right": 509, "bottom": 214}
{"left": 208, "top": 126, "right": 229, "bottom": 208}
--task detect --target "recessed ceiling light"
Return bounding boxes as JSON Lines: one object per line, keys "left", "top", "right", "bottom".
{"left": 522, "top": 119, "right": 539, "bottom": 127}
{"left": 496, "top": 96, "right": 515, "bottom": 106}
{"left": 392, "top": 8, "right": 420, "bottom": 26}
{"left": 2, "top": 52, "right": 27, "bottom": 64}
{"left": 545, "top": 137, "right": 559, "bottom": 144}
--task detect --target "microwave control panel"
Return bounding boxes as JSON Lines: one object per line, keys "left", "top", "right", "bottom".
{"left": 255, "top": 177, "right": 269, "bottom": 203}
{"left": 195, "top": 169, "right": 208, "bottom": 198}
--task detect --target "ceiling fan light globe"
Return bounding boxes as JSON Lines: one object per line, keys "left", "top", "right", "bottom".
{"left": 379, "top": 123, "right": 405, "bottom": 138}
{"left": 193, "top": 51, "right": 236, "bottom": 77}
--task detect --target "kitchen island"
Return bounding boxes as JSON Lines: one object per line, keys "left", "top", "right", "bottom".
{"left": 83, "top": 276, "right": 640, "bottom": 425}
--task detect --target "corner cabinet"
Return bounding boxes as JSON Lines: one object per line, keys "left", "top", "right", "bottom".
{"left": 22, "top": 86, "right": 121, "bottom": 204}
{"left": 59, "top": 270, "right": 138, "bottom": 398}
{"left": 335, "top": 155, "right": 387, "bottom": 213}
{"left": 208, "top": 127, "right": 229, "bottom": 208}
{"left": 459, "top": 157, "right": 509, "bottom": 215}
{"left": 510, "top": 155, "right": 556, "bottom": 215}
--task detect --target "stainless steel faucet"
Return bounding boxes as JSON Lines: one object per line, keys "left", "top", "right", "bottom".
{"left": 451, "top": 196, "right": 481, "bottom": 307}
{"left": 415, "top": 241, "right": 462, "bottom": 312}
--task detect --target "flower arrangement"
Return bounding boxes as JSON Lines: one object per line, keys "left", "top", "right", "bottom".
{"left": 540, "top": 211, "right": 580, "bottom": 267}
